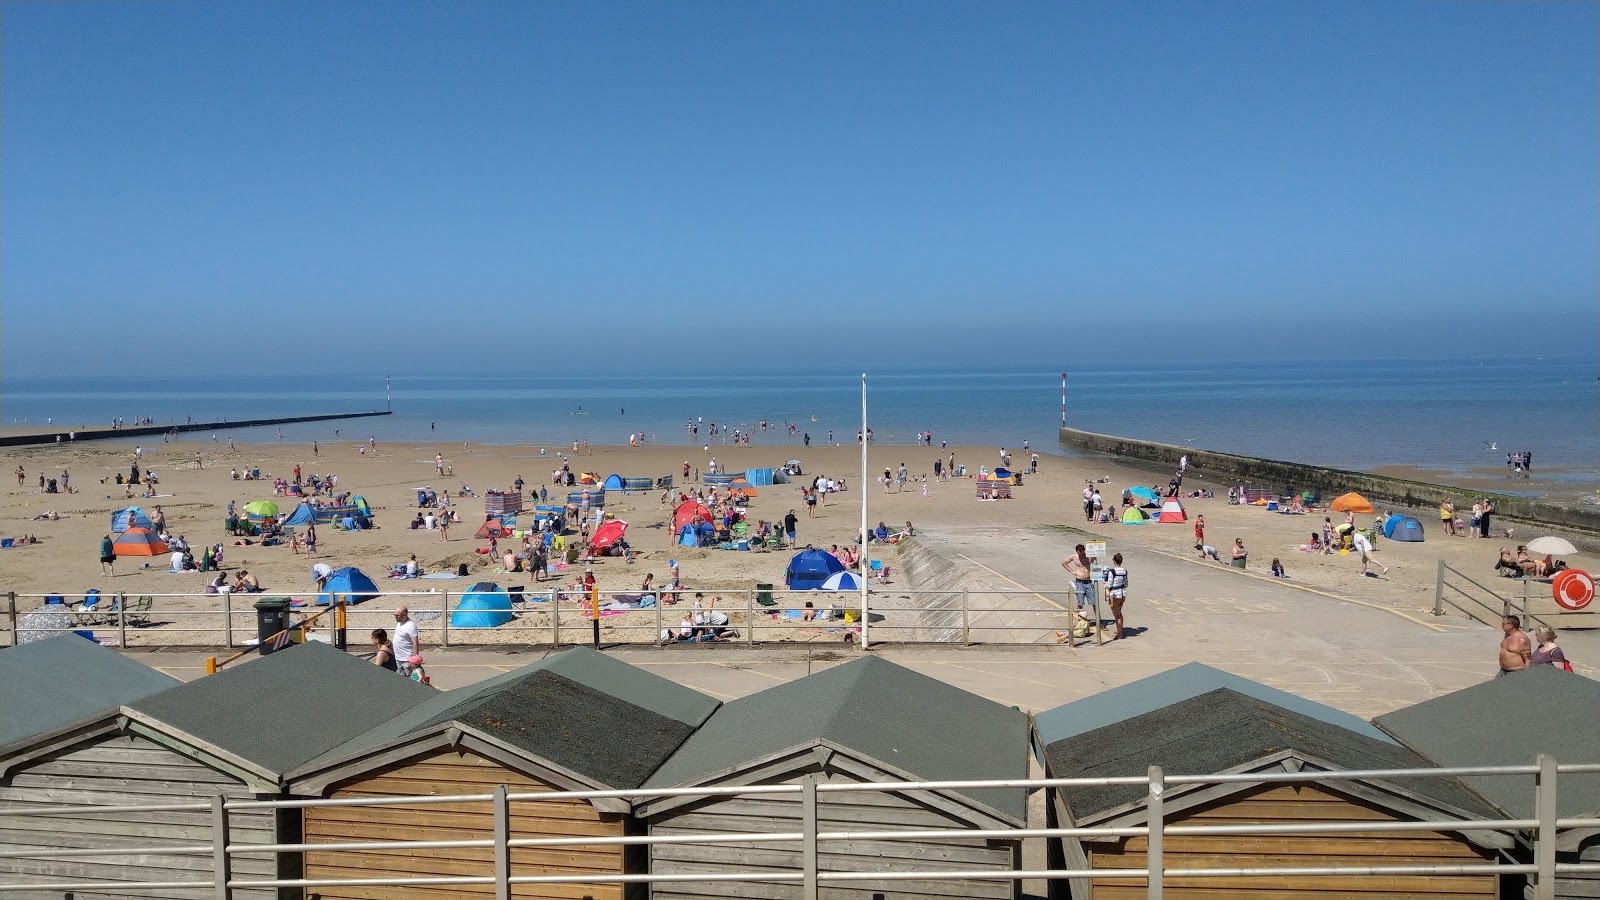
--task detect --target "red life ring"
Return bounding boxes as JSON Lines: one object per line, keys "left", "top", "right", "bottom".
{"left": 1552, "top": 569, "right": 1594, "bottom": 611}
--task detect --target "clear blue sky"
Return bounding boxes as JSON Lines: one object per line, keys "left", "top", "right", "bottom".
{"left": 3, "top": 1, "right": 1595, "bottom": 373}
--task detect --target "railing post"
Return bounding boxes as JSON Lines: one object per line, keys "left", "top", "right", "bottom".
{"left": 552, "top": 589, "right": 561, "bottom": 647}
{"left": 655, "top": 595, "right": 664, "bottom": 647}
{"left": 802, "top": 774, "right": 819, "bottom": 900}
{"left": 1434, "top": 559, "right": 1446, "bottom": 616}
{"left": 492, "top": 784, "right": 511, "bottom": 900}
{"left": 211, "top": 794, "right": 232, "bottom": 900}
{"left": 222, "top": 591, "right": 232, "bottom": 648}
{"left": 961, "top": 588, "right": 971, "bottom": 646}
{"left": 441, "top": 591, "right": 452, "bottom": 647}
{"left": 335, "top": 599, "right": 348, "bottom": 651}
{"left": 6, "top": 591, "right": 17, "bottom": 646}
{"left": 746, "top": 589, "right": 755, "bottom": 647}
{"left": 1522, "top": 578, "right": 1531, "bottom": 621}
{"left": 1093, "top": 581, "right": 1105, "bottom": 646}
{"left": 117, "top": 592, "right": 128, "bottom": 649}
{"left": 1146, "top": 765, "right": 1164, "bottom": 900}
{"left": 1534, "top": 754, "right": 1557, "bottom": 900}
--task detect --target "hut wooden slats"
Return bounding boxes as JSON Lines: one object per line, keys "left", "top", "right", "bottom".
{"left": 649, "top": 772, "right": 1016, "bottom": 900}
{"left": 1083, "top": 784, "right": 1496, "bottom": 899}
{"left": 0, "top": 733, "right": 277, "bottom": 900}
{"left": 303, "top": 747, "right": 627, "bottom": 900}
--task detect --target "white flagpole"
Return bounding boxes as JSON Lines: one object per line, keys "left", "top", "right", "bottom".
{"left": 860, "top": 373, "right": 870, "bottom": 650}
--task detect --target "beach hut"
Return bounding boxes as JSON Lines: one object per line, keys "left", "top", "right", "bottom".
{"left": 1384, "top": 514, "right": 1426, "bottom": 542}
{"left": 602, "top": 473, "right": 626, "bottom": 491}
{"left": 112, "top": 526, "right": 169, "bottom": 557}
{"left": 110, "top": 506, "right": 153, "bottom": 532}
{"left": 1034, "top": 670, "right": 1510, "bottom": 900}
{"left": 1331, "top": 491, "right": 1375, "bottom": 513}
{"left": 1127, "top": 486, "right": 1160, "bottom": 508}
{"left": 0, "top": 635, "right": 179, "bottom": 749}
{"left": 285, "top": 646, "right": 720, "bottom": 900}
{"left": 640, "top": 656, "right": 1028, "bottom": 900}
{"left": 784, "top": 547, "right": 845, "bottom": 590}
{"left": 1155, "top": 498, "right": 1187, "bottom": 523}
{"left": 317, "top": 566, "right": 381, "bottom": 605}
{"left": 449, "top": 581, "right": 513, "bottom": 628}
{"left": 280, "top": 502, "right": 318, "bottom": 527}
{"left": 1120, "top": 506, "right": 1148, "bottom": 525}
{"left": 0, "top": 643, "right": 430, "bottom": 899}
{"left": 1376, "top": 667, "right": 1600, "bottom": 900}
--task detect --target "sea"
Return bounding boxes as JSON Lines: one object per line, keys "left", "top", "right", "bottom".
{"left": 4, "top": 357, "right": 1596, "bottom": 482}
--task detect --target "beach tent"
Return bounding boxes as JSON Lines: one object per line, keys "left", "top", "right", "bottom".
{"left": 602, "top": 474, "right": 625, "bottom": 491}
{"left": 785, "top": 548, "right": 845, "bottom": 591}
{"left": 352, "top": 495, "right": 371, "bottom": 516}
{"left": 1121, "top": 507, "right": 1149, "bottom": 525}
{"left": 727, "top": 479, "right": 758, "bottom": 499}
{"left": 1129, "top": 486, "right": 1161, "bottom": 507}
{"left": 110, "top": 507, "right": 153, "bottom": 533}
{"left": 677, "top": 522, "right": 714, "bottom": 547}
{"left": 475, "top": 519, "right": 510, "bottom": 539}
{"left": 1156, "top": 498, "right": 1187, "bottom": 523}
{"left": 280, "top": 503, "right": 317, "bottom": 527}
{"left": 590, "top": 519, "right": 629, "bottom": 551}
{"left": 819, "top": 570, "right": 863, "bottom": 591}
{"left": 317, "top": 567, "right": 381, "bottom": 606}
{"left": 673, "top": 500, "right": 714, "bottom": 533}
{"left": 450, "top": 582, "right": 513, "bottom": 628}
{"left": 1331, "top": 492, "right": 1375, "bottom": 514}
{"left": 1384, "top": 515, "right": 1426, "bottom": 542}
{"left": 112, "top": 527, "right": 169, "bottom": 557}
{"left": 744, "top": 468, "right": 775, "bottom": 487}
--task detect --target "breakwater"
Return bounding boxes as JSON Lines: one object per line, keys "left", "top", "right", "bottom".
{"left": 1059, "top": 426, "right": 1600, "bottom": 534}
{"left": 0, "top": 411, "right": 392, "bottom": 448}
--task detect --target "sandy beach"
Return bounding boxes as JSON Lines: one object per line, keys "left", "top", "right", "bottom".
{"left": 3, "top": 435, "right": 1596, "bottom": 647}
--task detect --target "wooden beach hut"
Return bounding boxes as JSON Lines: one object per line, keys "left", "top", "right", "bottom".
{"left": 1034, "top": 674, "right": 1512, "bottom": 900}
{"left": 0, "top": 642, "right": 431, "bottom": 899}
{"left": 638, "top": 656, "right": 1029, "bottom": 900}
{"left": 284, "top": 646, "right": 720, "bottom": 900}
{"left": 1376, "top": 667, "right": 1600, "bottom": 900}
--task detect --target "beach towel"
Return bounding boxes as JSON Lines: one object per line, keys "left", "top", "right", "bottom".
{"left": 420, "top": 573, "right": 461, "bottom": 579}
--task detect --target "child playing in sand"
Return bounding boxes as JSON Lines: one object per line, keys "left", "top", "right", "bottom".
{"left": 1271, "top": 558, "right": 1287, "bottom": 577}
{"left": 1195, "top": 543, "right": 1220, "bottom": 561}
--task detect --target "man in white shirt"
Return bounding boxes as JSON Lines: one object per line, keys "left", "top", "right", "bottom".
{"left": 392, "top": 606, "right": 420, "bottom": 674}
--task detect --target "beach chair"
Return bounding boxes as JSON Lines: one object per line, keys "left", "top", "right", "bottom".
{"left": 73, "top": 591, "right": 103, "bottom": 625}
{"left": 869, "top": 559, "right": 891, "bottom": 583}
{"left": 127, "top": 596, "right": 154, "bottom": 626}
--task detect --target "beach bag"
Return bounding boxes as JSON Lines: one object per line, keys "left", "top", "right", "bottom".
{"left": 1562, "top": 659, "right": 1575, "bottom": 673}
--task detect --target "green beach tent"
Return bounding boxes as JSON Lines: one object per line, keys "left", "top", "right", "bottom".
{"left": 1121, "top": 507, "right": 1149, "bottom": 525}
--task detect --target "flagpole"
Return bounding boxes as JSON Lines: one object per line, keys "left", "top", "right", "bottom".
{"left": 1061, "top": 372, "right": 1067, "bottom": 427}
{"left": 860, "top": 373, "right": 870, "bottom": 650}
{"left": 386, "top": 375, "right": 392, "bottom": 413}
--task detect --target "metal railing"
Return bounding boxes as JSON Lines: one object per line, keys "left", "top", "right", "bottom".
{"left": 1433, "top": 559, "right": 1593, "bottom": 632}
{"left": 1, "top": 584, "right": 1114, "bottom": 650}
{"left": 1, "top": 759, "right": 1596, "bottom": 898}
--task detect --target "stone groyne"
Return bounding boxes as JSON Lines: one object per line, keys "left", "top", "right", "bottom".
{"left": 0, "top": 411, "right": 393, "bottom": 448}
{"left": 1059, "top": 426, "right": 1600, "bottom": 534}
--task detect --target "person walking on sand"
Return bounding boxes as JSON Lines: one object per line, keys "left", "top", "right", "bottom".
{"left": 1352, "top": 530, "right": 1388, "bottom": 576}
{"left": 14, "top": 465, "right": 23, "bottom": 486}
{"left": 1498, "top": 615, "right": 1531, "bottom": 676}
{"left": 99, "top": 534, "right": 116, "bottom": 575}
{"left": 1082, "top": 485, "right": 1095, "bottom": 522}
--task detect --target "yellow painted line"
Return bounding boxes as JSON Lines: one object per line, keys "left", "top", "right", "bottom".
{"left": 928, "top": 659, "right": 1078, "bottom": 693}
{"left": 954, "top": 553, "right": 1068, "bottom": 610}
{"left": 712, "top": 662, "right": 788, "bottom": 682}
{"left": 1142, "top": 546, "right": 1448, "bottom": 633}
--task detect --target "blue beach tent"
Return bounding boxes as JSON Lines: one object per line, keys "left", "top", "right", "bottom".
{"left": 745, "top": 468, "right": 775, "bottom": 487}
{"left": 1383, "top": 516, "right": 1425, "bottom": 542}
{"left": 678, "top": 522, "right": 715, "bottom": 547}
{"left": 785, "top": 548, "right": 846, "bottom": 591}
{"left": 602, "top": 474, "right": 625, "bottom": 491}
{"left": 111, "top": 507, "right": 153, "bottom": 533}
{"left": 316, "top": 567, "right": 381, "bottom": 606}
{"left": 450, "top": 582, "right": 513, "bottom": 628}
{"left": 280, "top": 503, "right": 317, "bottom": 527}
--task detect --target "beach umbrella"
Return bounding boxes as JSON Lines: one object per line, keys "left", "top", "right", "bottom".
{"left": 819, "top": 571, "right": 863, "bottom": 591}
{"left": 18, "top": 607, "right": 78, "bottom": 644}
{"left": 1526, "top": 536, "right": 1577, "bottom": 557}
{"left": 1330, "top": 492, "right": 1374, "bottom": 514}
{"left": 113, "top": 527, "right": 169, "bottom": 557}
{"left": 244, "top": 500, "right": 280, "bottom": 517}
{"left": 1129, "top": 486, "right": 1160, "bottom": 506}
{"left": 590, "top": 519, "right": 629, "bottom": 550}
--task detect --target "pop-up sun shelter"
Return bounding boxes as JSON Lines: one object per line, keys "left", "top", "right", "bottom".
{"left": 1384, "top": 515, "right": 1426, "bottom": 542}
{"left": 785, "top": 547, "right": 845, "bottom": 590}
{"left": 450, "top": 581, "right": 513, "bottom": 628}
{"left": 280, "top": 502, "right": 317, "bottom": 527}
{"left": 110, "top": 506, "right": 153, "bottom": 533}
{"left": 1156, "top": 497, "right": 1187, "bottom": 523}
{"left": 1332, "top": 491, "right": 1375, "bottom": 513}
{"left": 1121, "top": 506, "right": 1149, "bottom": 525}
{"left": 475, "top": 519, "right": 510, "bottom": 539}
{"left": 113, "top": 526, "right": 169, "bottom": 557}
{"left": 316, "top": 566, "right": 381, "bottom": 605}
{"left": 602, "top": 473, "right": 625, "bottom": 491}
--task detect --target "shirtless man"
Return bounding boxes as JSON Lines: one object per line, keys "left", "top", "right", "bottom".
{"left": 1498, "top": 615, "right": 1532, "bottom": 676}
{"left": 1061, "top": 545, "right": 1094, "bottom": 610}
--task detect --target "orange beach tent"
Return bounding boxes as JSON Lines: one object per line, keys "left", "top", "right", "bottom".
{"left": 1330, "top": 492, "right": 1375, "bottom": 514}
{"left": 112, "top": 527, "right": 169, "bottom": 557}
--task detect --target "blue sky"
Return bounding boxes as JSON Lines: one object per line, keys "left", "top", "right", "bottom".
{"left": 3, "top": 1, "right": 1596, "bottom": 373}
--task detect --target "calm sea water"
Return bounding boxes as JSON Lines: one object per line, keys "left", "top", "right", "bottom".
{"left": 4, "top": 358, "right": 1596, "bottom": 476}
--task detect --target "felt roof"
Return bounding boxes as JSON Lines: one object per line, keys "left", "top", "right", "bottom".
{"left": 127, "top": 642, "right": 432, "bottom": 780}
{"left": 1034, "top": 662, "right": 1394, "bottom": 747}
{"left": 0, "top": 636, "right": 180, "bottom": 750}
{"left": 290, "top": 647, "right": 719, "bottom": 789}
{"left": 644, "top": 656, "right": 1030, "bottom": 822}
{"left": 1375, "top": 667, "right": 1600, "bottom": 818}
{"left": 1048, "top": 688, "right": 1499, "bottom": 823}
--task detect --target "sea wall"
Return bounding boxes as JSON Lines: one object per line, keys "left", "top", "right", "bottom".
{"left": 0, "top": 411, "right": 392, "bottom": 447}
{"left": 1059, "top": 426, "right": 1600, "bottom": 534}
